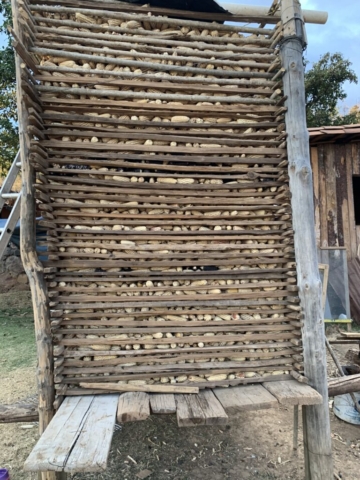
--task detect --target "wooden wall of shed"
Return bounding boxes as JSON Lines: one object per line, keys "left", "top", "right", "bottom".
{"left": 311, "top": 142, "right": 360, "bottom": 261}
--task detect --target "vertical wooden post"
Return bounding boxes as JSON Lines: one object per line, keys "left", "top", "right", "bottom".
{"left": 280, "top": 1, "right": 333, "bottom": 479}
{"left": 11, "top": 1, "right": 65, "bottom": 479}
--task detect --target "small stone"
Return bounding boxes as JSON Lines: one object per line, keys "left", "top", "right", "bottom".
{"left": 17, "top": 274, "right": 29, "bottom": 284}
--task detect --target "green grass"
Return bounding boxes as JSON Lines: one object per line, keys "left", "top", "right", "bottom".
{"left": 0, "top": 294, "right": 36, "bottom": 372}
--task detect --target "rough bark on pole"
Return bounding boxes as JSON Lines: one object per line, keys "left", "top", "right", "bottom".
{"left": 280, "top": 1, "right": 333, "bottom": 479}
{"left": 11, "top": 1, "right": 64, "bottom": 479}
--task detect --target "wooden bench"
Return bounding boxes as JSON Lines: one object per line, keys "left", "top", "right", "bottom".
{"left": 24, "top": 380, "right": 322, "bottom": 474}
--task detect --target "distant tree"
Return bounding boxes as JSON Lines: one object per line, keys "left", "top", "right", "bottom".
{"left": 337, "top": 104, "right": 360, "bottom": 125}
{"left": 0, "top": 0, "right": 18, "bottom": 174}
{"left": 305, "top": 52, "right": 358, "bottom": 127}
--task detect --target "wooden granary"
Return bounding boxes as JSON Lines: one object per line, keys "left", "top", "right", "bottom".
{"left": 10, "top": 0, "right": 332, "bottom": 478}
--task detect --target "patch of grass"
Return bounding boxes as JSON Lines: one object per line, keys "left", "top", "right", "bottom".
{"left": 0, "top": 293, "right": 36, "bottom": 372}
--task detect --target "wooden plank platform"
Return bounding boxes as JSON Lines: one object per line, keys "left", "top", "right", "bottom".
{"left": 150, "top": 394, "right": 177, "bottom": 414}
{"left": 117, "top": 392, "right": 150, "bottom": 423}
{"left": 213, "top": 384, "right": 278, "bottom": 413}
{"left": 339, "top": 331, "right": 360, "bottom": 338}
{"left": 262, "top": 380, "right": 323, "bottom": 406}
{"left": 176, "top": 390, "right": 228, "bottom": 427}
{"left": 24, "top": 395, "right": 119, "bottom": 473}
{"left": 24, "top": 380, "right": 323, "bottom": 473}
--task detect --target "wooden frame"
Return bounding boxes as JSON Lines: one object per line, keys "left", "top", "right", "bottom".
{"left": 10, "top": 0, "right": 332, "bottom": 478}
{"left": 280, "top": 1, "right": 333, "bottom": 478}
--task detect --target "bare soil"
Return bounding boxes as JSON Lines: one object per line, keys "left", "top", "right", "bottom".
{"left": 0, "top": 292, "right": 359, "bottom": 480}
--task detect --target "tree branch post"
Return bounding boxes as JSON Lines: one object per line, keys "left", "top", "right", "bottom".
{"left": 11, "top": 0, "right": 64, "bottom": 479}
{"left": 280, "top": 1, "right": 333, "bottom": 479}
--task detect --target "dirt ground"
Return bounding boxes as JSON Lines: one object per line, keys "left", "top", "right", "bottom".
{"left": 1, "top": 291, "right": 360, "bottom": 480}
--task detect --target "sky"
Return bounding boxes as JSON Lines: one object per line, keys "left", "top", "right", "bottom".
{"left": 224, "top": 0, "right": 360, "bottom": 111}
{"left": 1, "top": 0, "right": 359, "bottom": 109}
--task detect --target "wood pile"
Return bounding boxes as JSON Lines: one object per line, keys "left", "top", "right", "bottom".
{"left": 17, "top": 0, "right": 304, "bottom": 396}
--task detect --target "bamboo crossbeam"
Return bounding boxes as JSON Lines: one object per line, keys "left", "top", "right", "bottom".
{"left": 29, "top": 4, "right": 274, "bottom": 35}
{"left": 28, "top": 0, "right": 279, "bottom": 24}
{"left": 31, "top": 46, "right": 274, "bottom": 79}
{"left": 35, "top": 24, "right": 275, "bottom": 54}
{"left": 34, "top": 40, "right": 274, "bottom": 70}
{"left": 28, "top": 15, "right": 273, "bottom": 46}
{"left": 221, "top": 3, "right": 328, "bottom": 25}
{"left": 37, "top": 85, "right": 275, "bottom": 105}
{"left": 36, "top": 29, "right": 277, "bottom": 61}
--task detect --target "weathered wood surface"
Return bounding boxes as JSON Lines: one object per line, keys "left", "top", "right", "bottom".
{"left": 12, "top": 0, "right": 58, "bottom": 478}
{"left": 263, "top": 380, "right": 323, "bottom": 406}
{"left": 281, "top": 1, "right": 333, "bottom": 478}
{"left": 175, "top": 390, "right": 228, "bottom": 427}
{"left": 328, "top": 374, "right": 360, "bottom": 397}
{"left": 64, "top": 395, "right": 118, "bottom": 473}
{"left": 117, "top": 392, "right": 150, "bottom": 423}
{"left": 150, "top": 394, "right": 177, "bottom": 414}
{"left": 80, "top": 383, "right": 199, "bottom": 394}
{"left": 311, "top": 140, "right": 360, "bottom": 259}
{"left": 24, "top": 395, "right": 118, "bottom": 472}
{"left": 213, "top": 384, "right": 278, "bottom": 413}
{"left": 349, "top": 258, "right": 360, "bottom": 326}
{"left": 0, "top": 399, "right": 38, "bottom": 423}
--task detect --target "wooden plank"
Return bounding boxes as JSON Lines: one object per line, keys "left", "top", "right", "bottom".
{"left": 64, "top": 395, "right": 118, "bottom": 473}
{"left": 175, "top": 394, "right": 206, "bottom": 427}
{"left": 311, "top": 146, "right": 321, "bottom": 247}
{"left": 150, "top": 394, "right": 176, "bottom": 415}
{"left": 213, "top": 384, "right": 278, "bottom": 413}
{"left": 339, "top": 331, "right": 360, "bottom": 338}
{"left": 24, "top": 396, "right": 94, "bottom": 472}
{"left": 325, "top": 144, "right": 338, "bottom": 246}
{"left": 175, "top": 391, "right": 227, "bottom": 427}
{"left": 196, "top": 390, "right": 228, "bottom": 426}
{"left": 346, "top": 143, "right": 357, "bottom": 260}
{"left": 335, "top": 144, "right": 347, "bottom": 249}
{"left": 80, "top": 383, "right": 198, "bottom": 394}
{"left": 318, "top": 144, "right": 329, "bottom": 248}
{"left": 262, "top": 380, "right": 323, "bottom": 406}
{"left": 117, "top": 392, "right": 150, "bottom": 423}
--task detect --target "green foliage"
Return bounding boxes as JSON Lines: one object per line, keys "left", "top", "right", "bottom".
{"left": 0, "top": 292, "right": 36, "bottom": 372}
{"left": 0, "top": 0, "right": 18, "bottom": 174}
{"left": 305, "top": 52, "right": 358, "bottom": 127}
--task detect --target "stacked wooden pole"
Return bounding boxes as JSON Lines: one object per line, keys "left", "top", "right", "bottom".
{"left": 15, "top": 0, "right": 304, "bottom": 395}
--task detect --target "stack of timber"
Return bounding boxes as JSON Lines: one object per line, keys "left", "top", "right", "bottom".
{"left": 16, "top": 0, "right": 304, "bottom": 397}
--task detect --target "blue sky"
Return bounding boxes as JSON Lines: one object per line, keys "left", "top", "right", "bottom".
{"left": 226, "top": 0, "right": 360, "bottom": 110}
{"left": 1, "top": 0, "right": 359, "bottom": 109}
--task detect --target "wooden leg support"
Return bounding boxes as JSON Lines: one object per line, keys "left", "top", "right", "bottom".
{"left": 39, "top": 473, "right": 67, "bottom": 480}
{"left": 280, "top": 1, "right": 333, "bottom": 478}
{"left": 293, "top": 405, "right": 299, "bottom": 453}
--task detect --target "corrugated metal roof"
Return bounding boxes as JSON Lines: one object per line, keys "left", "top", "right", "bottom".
{"left": 309, "top": 124, "right": 360, "bottom": 144}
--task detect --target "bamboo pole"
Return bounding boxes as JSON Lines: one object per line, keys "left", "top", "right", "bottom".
{"left": 29, "top": 4, "right": 274, "bottom": 35}
{"left": 220, "top": 2, "right": 328, "bottom": 25}
{"left": 11, "top": 1, "right": 62, "bottom": 479}
{"left": 30, "top": 46, "right": 274, "bottom": 79}
{"left": 280, "top": 1, "right": 332, "bottom": 479}
{"left": 38, "top": 64, "right": 276, "bottom": 88}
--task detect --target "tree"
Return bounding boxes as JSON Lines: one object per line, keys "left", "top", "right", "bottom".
{"left": 0, "top": 0, "right": 18, "bottom": 174}
{"left": 305, "top": 52, "right": 358, "bottom": 127}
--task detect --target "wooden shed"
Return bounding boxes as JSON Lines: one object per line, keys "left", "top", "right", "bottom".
{"left": 309, "top": 124, "right": 360, "bottom": 257}
{"left": 309, "top": 125, "right": 360, "bottom": 322}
